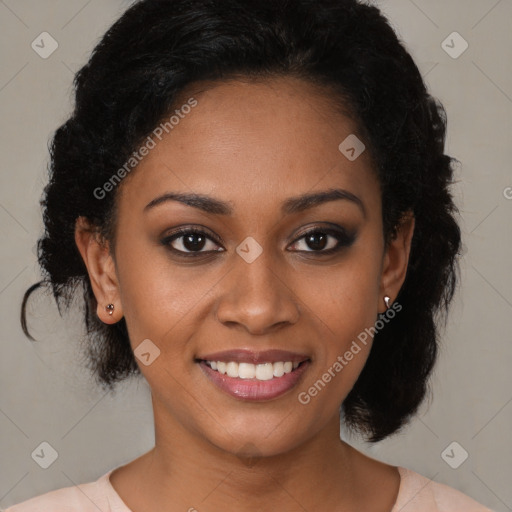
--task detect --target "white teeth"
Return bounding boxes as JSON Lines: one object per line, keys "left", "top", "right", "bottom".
{"left": 255, "top": 362, "right": 274, "bottom": 381}
{"left": 226, "top": 361, "right": 238, "bottom": 378}
{"left": 273, "top": 361, "right": 284, "bottom": 377}
{"left": 206, "top": 360, "right": 302, "bottom": 380}
{"left": 238, "top": 362, "right": 256, "bottom": 379}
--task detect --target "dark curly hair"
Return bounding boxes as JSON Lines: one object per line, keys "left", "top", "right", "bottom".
{"left": 21, "top": 0, "right": 462, "bottom": 442}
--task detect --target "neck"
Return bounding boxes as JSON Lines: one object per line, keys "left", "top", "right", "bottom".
{"left": 110, "top": 394, "right": 400, "bottom": 512}
{"left": 136, "top": 403, "right": 362, "bottom": 511}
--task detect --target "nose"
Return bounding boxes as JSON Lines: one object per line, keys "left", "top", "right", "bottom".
{"left": 214, "top": 247, "right": 301, "bottom": 335}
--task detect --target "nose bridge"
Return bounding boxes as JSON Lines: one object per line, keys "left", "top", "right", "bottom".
{"left": 214, "top": 242, "right": 300, "bottom": 333}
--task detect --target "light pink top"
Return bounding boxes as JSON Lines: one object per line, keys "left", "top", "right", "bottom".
{"left": 2, "top": 466, "right": 494, "bottom": 511}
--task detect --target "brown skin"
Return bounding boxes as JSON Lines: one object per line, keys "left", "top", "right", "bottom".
{"left": 75, "top": 77, "right": 414, "bottom": 511}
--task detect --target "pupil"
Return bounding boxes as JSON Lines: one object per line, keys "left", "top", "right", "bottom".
{"left": 184, "top": 233, "right": 205, "bottom": 251}
{"left": 307, "top": 232, "right": 327, "bottom": 250}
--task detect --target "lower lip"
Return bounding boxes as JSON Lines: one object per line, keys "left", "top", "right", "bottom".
{"left": 198, "top": 361, "right": 310, "bottom": 401}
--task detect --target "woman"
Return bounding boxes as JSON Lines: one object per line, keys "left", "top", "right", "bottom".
{"left": 9, "top": 0, "right": 493, "bottom": 510}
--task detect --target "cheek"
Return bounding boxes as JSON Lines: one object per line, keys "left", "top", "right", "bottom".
{"left": 115, "top": 241, "right": 223, "bottom": 359}
{"left": 114, "top": 242, "right": 182, "bottom": 343}
{"left": 297, "top": 236, "right": 383, "bottom": 397}
{"left": 312, "top": 238, "right": 383, "bottom": 335}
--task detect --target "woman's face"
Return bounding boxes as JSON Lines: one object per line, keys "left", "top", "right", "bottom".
{"left": 82, "top": 77, "right": 413, "bottom": 458}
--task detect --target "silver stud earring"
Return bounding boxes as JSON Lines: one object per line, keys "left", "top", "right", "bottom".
{"left": 384, "top": 296, "right": 391, "bottom": 309}
{"left": 106, "top": 303, "right": 115, "bottom": 316}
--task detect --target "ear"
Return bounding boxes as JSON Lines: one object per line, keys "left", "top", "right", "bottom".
{"left": 378, "top": 211, "right": 415, "bottom": 313}
{"left": 74, "top": 217, "right": 123, "bottom": 324}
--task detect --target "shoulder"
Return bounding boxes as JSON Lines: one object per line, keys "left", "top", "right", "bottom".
{"left": 394, "top": 467, "right": 495, "bottom": 512}
{"left": 2, "top": 469, "right": 117, "bottom": 512}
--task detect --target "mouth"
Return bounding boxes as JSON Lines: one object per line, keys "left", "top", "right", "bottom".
{"left": 196, "top": 349, "right": 311, "bottom": 402}
{"left": 203, "top": 359, "right": 306, "bottom": 379}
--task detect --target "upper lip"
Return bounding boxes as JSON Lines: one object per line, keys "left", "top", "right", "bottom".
{"left": 197, "top": 349, "right": 310, "bottom": 364}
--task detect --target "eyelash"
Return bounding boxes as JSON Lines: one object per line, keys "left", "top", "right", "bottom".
{"left": 160, "top": 226, "right": 356, "bottom": 259}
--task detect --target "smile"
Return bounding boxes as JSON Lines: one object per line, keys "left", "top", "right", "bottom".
{"left": 196, "top": 350, "right": 311, "bottom": 401}
{"left": 204, "top": 360, "right": 301, "bottom": 380}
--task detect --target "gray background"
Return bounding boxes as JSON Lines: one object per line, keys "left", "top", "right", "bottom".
{"left": 0, "top": 0, "right": 511, "bottom": 510}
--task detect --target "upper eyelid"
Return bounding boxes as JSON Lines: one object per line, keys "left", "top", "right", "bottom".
{"left": 163, "top": 225, "right": 221, "bottom": 240}
{"left": 164, "top": 225, "right": 346, "bottom": 240}
{"left": 292, "top": 224, "right": 350, "bottom": 239}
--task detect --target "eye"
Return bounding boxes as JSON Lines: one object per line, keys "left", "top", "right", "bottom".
{"left": 161, "top": 227, "right": 224, "bottom": 257}
{"left": 288, "top": 227, "right": 355, "bottom": 254}
{"left": 161, "top": 225, "right": 355, "bottom": 258}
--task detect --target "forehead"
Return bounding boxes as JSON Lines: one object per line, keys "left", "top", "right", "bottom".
{"left": 118, "top": 76, "right": 379, "bottom": 217}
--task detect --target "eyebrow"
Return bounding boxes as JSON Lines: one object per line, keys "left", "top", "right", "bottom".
{"left": 144, "top": 188, "right": 366, "bottom": 217}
